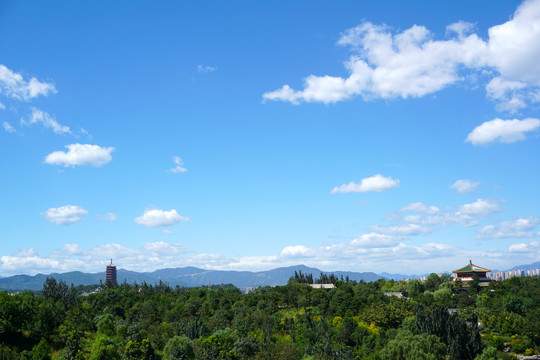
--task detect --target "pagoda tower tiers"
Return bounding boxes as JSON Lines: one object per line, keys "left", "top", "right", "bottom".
{"left": 452, "top": 260, "right": 491, "bottom": 289}
{"left": 105, "top": 259, "right": 117, "bottom": 286}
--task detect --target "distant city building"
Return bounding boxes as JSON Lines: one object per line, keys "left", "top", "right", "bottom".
{"left": 527, "top": 269, "right": 540, "bottom": 277}
{"left": 105, "top": 259, "right": 117, "bottom": 285}
{"left": 488, "top": 271, "right": 505, "bottom": 281}
{"left": 452, "top": 260, "right": 491, "bottom": 290}
{"left": 505, "top": 270, "right": 524, "bottom": 279}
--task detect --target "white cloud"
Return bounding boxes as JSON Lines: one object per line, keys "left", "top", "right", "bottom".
{"left": 486, "top": 77, "right": 529, "bottom": 112}
{"left": 0, "top": 102, "right": 5, "bottom": 109}
{"left": 400, "top": 202, "right": 440, "bottom": 214}
{"left": 0, "top": 64, "right": 56, "bottom": 100}
{"left": 162, "top": 230, "right": 173, "bottom": 235}
{"left": 42, "top": 205, "right": 88, "bottom": 225}
{"left": 330, "top": 174, "right": 399, "bottom": 194}
{"left": 350, "top": 232, "right": 398, "bottom": 248}
{"left": 390, "top": 198, "right": 504, "bottom": 229}
{"left": 280, "top": 245, "right": 315, "bottom": 258}
{"left": 44, "top": 143, "right": 114, "bottom": 167}
{"left": 96, "top": 212, "right": 118, "bottom": 221}
{"left": 21, "top": 108, "right": 70, "bottom": 134}
{"left": 63, "top": 244, "right": 83, "bottom": 255}
{"left": 466, "top": 118, "right": 540, "bottom": 145}
{"left": 263, "top": 0, "right": 540, "bottom": 110}
{"left": 169, "top": 156, "right": 187, "bottom": 173}
{"left": 485, "top": 0, "right": 540, "bottom": 102}
{"left": 450, "top": 179, "right": 480, "bottom": 194}
{"left": 479, "top": 217, "right": 540, "bottom": 239}
{"left": 197, "top": 65, "right": 217, "bottom": 73}
{"left": 263, "top": 21, "right": 487, "bottom": 104}
{"left": 508, "top": 241, "right": 540, "bottom": 253}
{"left": 134, "top": 208, "right": 190, "bottom": 228}
{"left": 458, "top": 198, "right": 502, "bottom": 217}
{"left": 2, "top": 121, "right": 15, "bottom": 133}
{"left": 372, "top": 223, "right": 431, "bottom": 236}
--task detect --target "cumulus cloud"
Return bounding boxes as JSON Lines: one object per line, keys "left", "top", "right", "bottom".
{"left": 389, "top": 198, "right": 503, "bottom": 229}
{"left": 134, "top": 208, "right": 190, "bottom": 228}
{"left": 371, "top": 224, "right": 431, "bottom": 236}
{"left": 42, "top": 205, "right": 88, "bottom": 225}
{"left": 280, "top": 245, "right": 315, "bottom": 258}
{"left": 169, "top": 156, "right": 187, "bottom": 173}
{"left": 458, "top": 198, "right": 502, "bottom": 217}
{"left": 330, "top": 174, "right": 399, "bottom": 194}
{"left": 0, "top": 64, "right": 56, "bottom": 100}
{"left": 2, "top": 121, "right": 15, "bottom": 133}
{"left": 20, "top": 108, "right": 70, "bottom": 134}
{"left": 96, "top": 212, "right": 118, "bottom": 221}
{"left": 44, "top": 143, "right": 114, "bottom": 167}
{"left": 450, "top": 179, "right": 480, "bottom": 194}
{"left": 508, "top": 240, "right": 540, "bottom": 253}
{"left": 263, "top": 0, "right": 540, "bottom": 111}
{"left": 400, "top": 202, "right": 440, "bottom": 215}
{"left": 350, "top": 232, "right": 398, "bottom": 248}
{"left": 466, "top": 118, "right": 540, "bottom": 145}
{"left": 479, "top": 217, "right": 540, "bottom": 239}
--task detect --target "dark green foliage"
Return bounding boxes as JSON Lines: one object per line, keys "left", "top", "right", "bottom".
{"left": 42, "top": 277, "right": 77, "bottom": 305}
{"left": 417, "top": 306, "right": 482, "bottom": 360}
{"left": 0, "top": 276, "right": 538, "bottom": 359}
{"left": 0, "top": 343, "right": 21, "bottom": 360}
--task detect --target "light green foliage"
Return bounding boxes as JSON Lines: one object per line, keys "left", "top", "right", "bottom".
{"left": 96, "top": 313, "right": 116, "bottom": 337}
{"left": 89, "top": 335, "right": 120, "bottom": 360}
{"left": 474, "top": 346, "right": 500, "bottom": 360}
{"left": 123, "top": 338, "right": 158, "bottom": 360}
{"left": 30, "top": 338, "right": 51, "bottom": 360}
{"left": 197, "top": 328, "right": 238, "bottom": 359}
{"left": 424, "top": 274, "right": 442, "bottom": 292}
{"left": 163, "top": 335, "right": 195, "bottom": 360}
{"left": 379, "top": 330, "right": 446, "bottom": 360}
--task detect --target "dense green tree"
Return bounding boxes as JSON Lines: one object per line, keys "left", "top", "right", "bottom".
{"left": 29, "top": 338, "right": 51, "bottom": 360}
{"left": 89, "top": 336, "right": 120, "bottom": 360}
{"left": 123, "top": 339, "right": 158, "bottom": 360}
{"left": 163, "top": 335, "right": 195, "bottom": 360}
{"left": 42, "top": 277, "right": 77, "bottom": 305}
{"left": 379, "top": 330, "right": 446, "bottom": 360}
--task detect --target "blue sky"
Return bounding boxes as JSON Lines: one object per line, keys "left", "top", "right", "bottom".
{"left": 1, "top": 0, "right": 539, "bottom": 276}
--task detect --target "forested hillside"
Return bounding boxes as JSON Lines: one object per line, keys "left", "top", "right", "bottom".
{"left": 0, "top": 274, "right": 538, "bottom": 359}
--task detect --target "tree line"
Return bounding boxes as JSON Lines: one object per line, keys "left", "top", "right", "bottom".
{"left": 0, "top": 272, "right": 538, "bottom": 359}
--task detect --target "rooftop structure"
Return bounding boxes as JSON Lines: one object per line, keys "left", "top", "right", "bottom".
{"left": 105, "top": 259, "right": 117, "bottom": 286}
{"left": 452, "top": 260, "right": 491, "bottom": 289}
{"left": 310, "top": 284, "right": 335, "bottom": 290}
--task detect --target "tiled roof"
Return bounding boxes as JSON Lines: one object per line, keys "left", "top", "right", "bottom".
{"left": 453, "top": 260, "right": 491, "bottom": 273}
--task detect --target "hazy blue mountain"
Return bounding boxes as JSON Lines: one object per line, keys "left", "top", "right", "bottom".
{"left": 0, "top": 264, "right": 381, "bottom": 291}
{"left": 505, "top": 261, "right": 540, "bottom": 272}
{"left": 4, "top": 261, "right": 536, "bottom": 291}
{"left": 379, "top": 272, "right": 416, "bottom": 280}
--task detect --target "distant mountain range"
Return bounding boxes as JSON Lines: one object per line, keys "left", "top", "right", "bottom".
{"left": 0, "top": 265, "right": 381, "bottom": 291}
{"left": 1, "top": 261, "right": 538, "bottom": 291}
